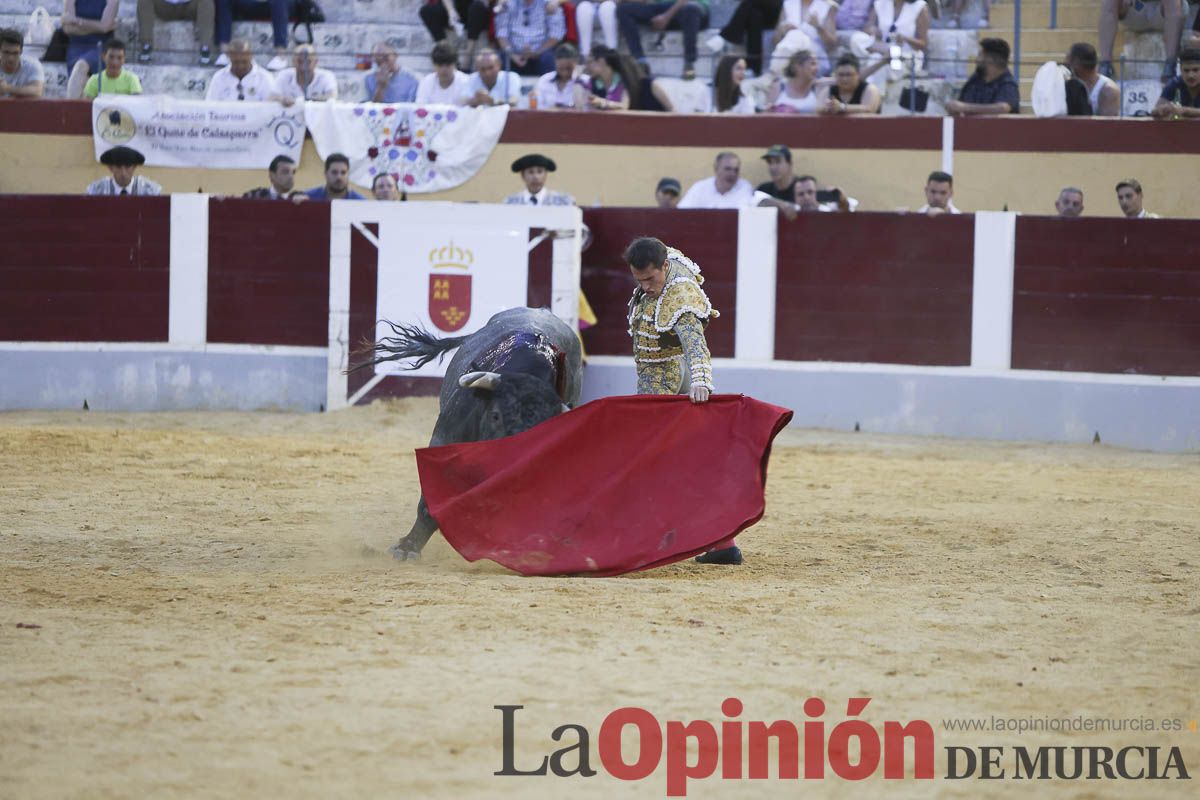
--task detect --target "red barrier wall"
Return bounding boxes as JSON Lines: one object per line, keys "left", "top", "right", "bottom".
{"left": 581, "top": 209, "right": 738, "bottom": 358}
{"left": 1012, "top": 217, "right": 1200, "bottom": 376}
{"left": 207, "top": 198, "right": 331, "bottom": 347}
{"left": 774, "top": 213, "right": 975, "bottom": 365}
{"left": 0, "top": 196, "right": 170, "bottom": 342}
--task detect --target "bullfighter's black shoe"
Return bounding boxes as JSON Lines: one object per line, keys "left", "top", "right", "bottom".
{"left": 695, "top": 546, "right": 743, "bottom": 565}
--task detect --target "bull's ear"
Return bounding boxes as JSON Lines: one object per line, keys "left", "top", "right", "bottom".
{"left": 458, "top": 371, "right": 503, "bottom": 391}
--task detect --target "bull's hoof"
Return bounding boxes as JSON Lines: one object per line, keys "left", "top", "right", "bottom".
{"left": 695, "top": 546, "right": 743, "bottom": 566}
{"left": 388, "top": 543, "right": 422, "bottom": 562}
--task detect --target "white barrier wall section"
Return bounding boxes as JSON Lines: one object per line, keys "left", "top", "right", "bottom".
{"left": 326, "top": 202, "right": 582, "bottom": 411}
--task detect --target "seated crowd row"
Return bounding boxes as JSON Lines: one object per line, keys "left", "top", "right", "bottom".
{"left": 5, "top": 27, "right": 1200, "bottom": 120}
{"left": 86, "top": 137, "right": 1168, "bottom": 225}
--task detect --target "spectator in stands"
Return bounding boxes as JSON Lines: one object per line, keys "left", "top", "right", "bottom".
{"left": 756, "top": 144, "right": 796, "bottom": 200}
{"left": 863, "top": 0, "right": 930, "bottom": 72}
{"left": 1097, "top": 0, "right": 1185, "bottom": 82}
{"left": 365, "top": 43, "right": 419, "bottom": 104}
{"left": 243, "top": 154, "right": 297, "bottom": 199}
{"left": 206, "top": 39, "right": 286, "bottom": 102}
{"left": 136, "top": 0, "right": 214, "bottom": 65}
{"left": 792, "top": 174, "right": 823, "bottom": 211}
{"left": 416, "top": 42, "right": 471, "bottom": 104}
{"left": 1153, "top": 47, "right": 1200, "bottom": 118}
{"left": 835, "top": 0, "right": 874, "bottom": 33}
{"left": 463, "top": 49, "right": 522, "bottom": 105}
{"left": 87, "top": 146, "right": 162, "bottom": 196}
{"left": 576, "top": 1, "right": 619, "bottom": 59}
{"left": 215, "top": 0, "right": 294, "bottom": 70}
{"left": 1055, "top": 186, "right": 1084, "bottom": 217}
{"left": 772, "top": 0, "right": 839, "bottom": 76}
{"left": 582, "top": 45, "right": 638, "bottom": 110}
{"left": 304, "top": 153, "right": 366, "bottom": 200}
{"left": 714, "top": 55, "right": 757, "bottom": 113}
{"left": 945, "top": 38, "right": 1020, "bottom": 116}
{"left": 495, "top": 0, "right": 565, "bottom": 77}
{"left": 706, "top": 0, "right": 784, "bottom": 76}
{"left": 678, "top": 151, "right": 755, "bottom": 208}
{"left": 616, "top": 0, "right": 710, "bottom": 80}
{"left": 655, "top": 177, "right": 681, "bottom": 208}
{"left": 84, "top": 39, "right": 143, "bottom": 98}
{"left": 821, "top": 53, "right": 882, "bottom": 113}
{"left": 419, "top": 0, "right": 492, "bottom": 69}
{"left": 0, "top": 28, "right": 46, "bottom": 98}
{"left": 917, "top": 170, "right": 960, "bottom": 214}
{"left": 372, "top": 173, "right": 403, "bottom": 200}
{"left": 276, "top": 44, "right": 338, "bottom": 101}
{"left": 64, "top": 0, "right": 120, "bottom": 99}
{"left": 1066, "top": 42, "right": 1119, "bottom": 116}
{"left": 503, "top": 153, "right": 576, "bottom": 204}
{"left": 1115, "top": 178, "right": 1159, "bottom": 218}
{"left": 766, "top": 50, "right": 823, "bottom": 112}
{"left": 535, "top": 43, "right": 586, "bottom": 109}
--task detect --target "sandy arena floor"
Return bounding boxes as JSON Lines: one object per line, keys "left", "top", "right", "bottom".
{"left": 1, "top": 399, "right": 1197, "bottom": 799}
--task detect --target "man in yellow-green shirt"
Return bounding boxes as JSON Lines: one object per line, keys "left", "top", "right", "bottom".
{"left": 84, "top": 39, "right": 143, "bottom": 98}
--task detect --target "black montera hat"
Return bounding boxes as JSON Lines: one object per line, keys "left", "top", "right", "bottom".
{"left": 100, "top": 146, "right": 146, "bottom": 166}
{"left": 511, "top": 153, "right": 557, "bottom": 173}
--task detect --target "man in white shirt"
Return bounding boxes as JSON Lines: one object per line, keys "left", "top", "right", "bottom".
{"left": 416, "top": 41, "right": 471, "bottom": 104}
{"left": 501, "top": 153, "right": 576, "bottom": 205}
{"left": 534, "top": 42, "right": 585, "bottom": 109}
{"left": 916, "top": 171, "right": 962, "bottom": 215}
{"left": 463, "top": 49, "right": 521, "bottom": 106}
{"left": 677, "top": 152, "right": 756, "bottom": 209}
{"left": 205, "top": 39, "right": 285, "bottom": 103}
{"left": 86, "top": 146, "right": 163, "bottom": 196}
{"left": 1116, "top": 178, "right": 1160, "bottom": 218}
{"left": 274, "top": 45, "right": 338, "bottom": 102}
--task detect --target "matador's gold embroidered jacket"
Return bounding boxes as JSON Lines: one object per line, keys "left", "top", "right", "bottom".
{"left": 626, "top": 248, "right": 720, "bottom": 395}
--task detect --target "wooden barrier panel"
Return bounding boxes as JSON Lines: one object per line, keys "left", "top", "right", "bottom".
{"left": 581, "top": 209, "right": 739, "bottom": 358}
{"left": 774, "top": 212, "right": 975, "bottom": 365}
{"left": 0, "top": 196, "right": 170, "bottom": 342}
{"left": 1013, "top": 217, "right": 1200, "bottom": 376}
{"left": 207, "top": 198, "right": 331, "bottom": 347}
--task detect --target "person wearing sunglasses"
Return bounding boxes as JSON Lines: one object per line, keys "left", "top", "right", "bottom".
{"left": 206, "top": 38, "right": 288, "bottom": 103}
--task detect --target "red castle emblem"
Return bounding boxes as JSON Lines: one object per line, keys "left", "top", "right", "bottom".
{"left": 428, "top": 240, "right": 474, "bottom": 332}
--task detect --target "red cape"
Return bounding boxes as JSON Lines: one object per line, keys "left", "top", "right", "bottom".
{"left": 415, "top": 394, "right": 794, "bottom": 576}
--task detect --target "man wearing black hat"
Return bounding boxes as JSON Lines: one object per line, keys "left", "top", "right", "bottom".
{"left": 655, "top": 177, "right": 681, "bottom": 208}
{"left": 502, "top": 153, "right": 576, "bottom": 206}
{"left": 86, "top": 146, "right": 162, "bottom": 196}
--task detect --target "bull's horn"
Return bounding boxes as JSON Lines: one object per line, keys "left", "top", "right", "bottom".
{"left": 561, "top": 403, "right": 571, "bottom": 413}
{"left": 458, "top": 371, "right": 502, "bottom": 391}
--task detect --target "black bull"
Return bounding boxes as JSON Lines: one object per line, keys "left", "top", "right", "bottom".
{"left": 352, "top": 308, "right": 583, "bottom": 559}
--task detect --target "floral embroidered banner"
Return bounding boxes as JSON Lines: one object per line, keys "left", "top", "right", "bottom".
{"left": 304, "top": 102, "right": 509, "bottom": 193}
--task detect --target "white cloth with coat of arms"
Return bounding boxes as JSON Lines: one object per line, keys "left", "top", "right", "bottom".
{"left": 304, "top": 102, "right": 509, "bottom": 194}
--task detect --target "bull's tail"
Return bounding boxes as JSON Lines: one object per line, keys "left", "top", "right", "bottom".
{"left": 348, "top": 321, "right": 468, "bottom": 372}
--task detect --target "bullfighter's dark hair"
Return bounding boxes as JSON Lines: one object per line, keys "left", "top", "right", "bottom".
{"left": 324, "top": 152, "right": 351, "bottom": 171}
{"left": 0, "top": 28, "right": 23, "bottom": 49}
{"left": 927, "top": 170, "right": 954, "bottom": 186}
{"left": 624, "top": 237, "right": 668, "bottom": 271}
{"left": 268, "top": 154, "right": 295, "bottom": 173}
